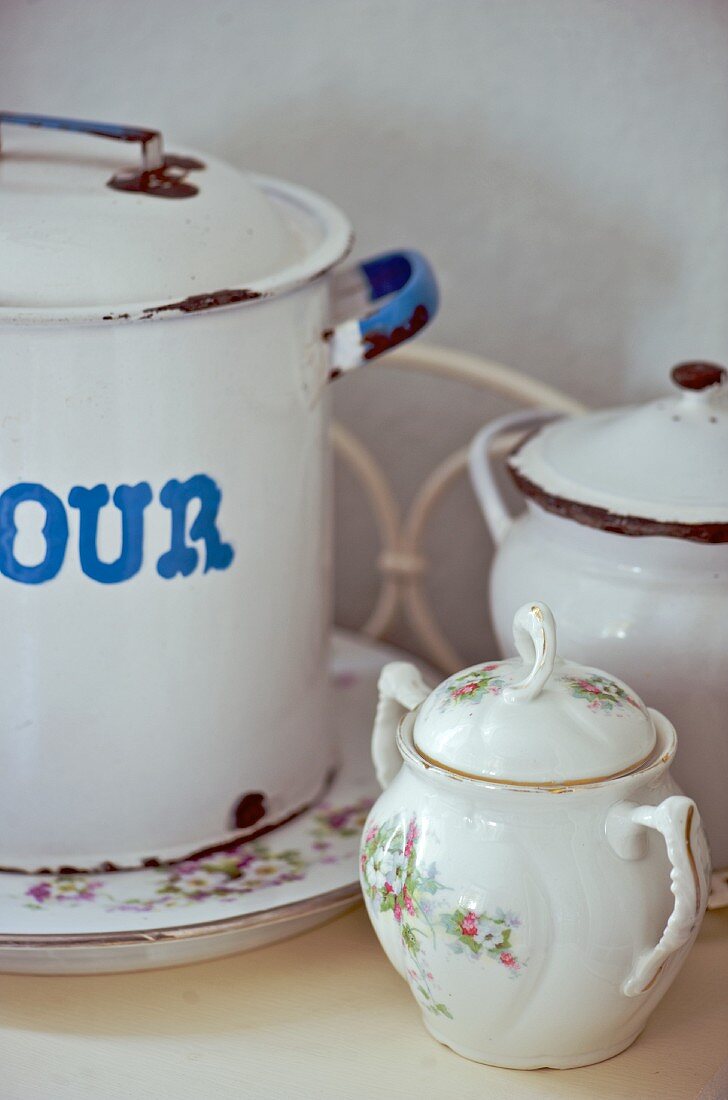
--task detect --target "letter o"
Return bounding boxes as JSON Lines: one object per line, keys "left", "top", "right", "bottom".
{"left": 0, "top": 483, "right": 69, "bottom": 584}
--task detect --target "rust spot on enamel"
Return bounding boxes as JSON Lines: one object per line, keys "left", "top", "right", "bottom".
{"left": 142, "top": 287, "right": 264, "bottom": 317}
{"left": 232, "top": 791, "right": 267, "bottom": 830}
{"left": 0, "top": 773, "right": 337, "bottom": 875}
{"left": 362, "top": 304, "right": 429, "bottom": 360}
{"left": 108, "top": 153, "right": 206, "bottom": 200}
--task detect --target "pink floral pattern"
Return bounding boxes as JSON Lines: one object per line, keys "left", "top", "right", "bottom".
{"left": 562, "top": 674, "right": 641, "bottom": 715}
{"left": 361, "top": 815, "right": 524, "bottom": 1020}
{"left": 441, "top": 906, "right": 522, "bottom": 971}
{"left": 438, "top": 664, "right": 507, "bottom": 710}
{"left": 21, "top": 798, "right": 374, "bottom": 913}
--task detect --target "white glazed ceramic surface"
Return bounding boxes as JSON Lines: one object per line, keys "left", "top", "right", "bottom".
{"left": 410, "top": 603, "right": 657, "bottom": 784}
{"left": 0, "top": 631, "right": 393, "bottom": 974}
{"left": 362, "top": 606, "right": 710, "bottom": 1070}
{"left": 470, "top": 405, "right": 728, "bottom": 867}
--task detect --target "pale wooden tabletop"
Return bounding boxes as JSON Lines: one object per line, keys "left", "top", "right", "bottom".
{"left": 1, "top": 904, "right": 726, "bottom": 1099}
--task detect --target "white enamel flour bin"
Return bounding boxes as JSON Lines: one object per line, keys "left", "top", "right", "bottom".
{"left": 0, "top": 112, "right": 438, "bottom": 871}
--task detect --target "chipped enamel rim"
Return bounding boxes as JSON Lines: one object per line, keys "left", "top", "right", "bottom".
{"left": 0, "top": 174, "right": 354, "bottom": 326}
{"left": 507, "top": 399, "right": 728, "bottom": 534}
{"left": 397, "top": 706, "right": 676, "bottom": 794}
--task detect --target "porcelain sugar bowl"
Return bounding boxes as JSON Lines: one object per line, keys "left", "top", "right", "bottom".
{"left": 360, "top": 603, "right": 710, "bottom": 1070}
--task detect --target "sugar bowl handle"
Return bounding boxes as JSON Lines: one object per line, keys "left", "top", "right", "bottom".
{"left": 607, "top": 794, "right": 705, "bottom": 997}
{"left": 372, "top": 663, "right": 430, "bottom": 789}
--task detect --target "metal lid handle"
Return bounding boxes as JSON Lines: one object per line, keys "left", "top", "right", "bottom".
{"left": 0, "top": 111, "right": 164, "bottom": 171}
{"left": 0, "top": 112, "right": 203, "bottom": 199}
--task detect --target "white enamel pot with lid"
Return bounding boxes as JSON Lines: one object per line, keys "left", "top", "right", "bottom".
{"left": 361, "top": 603, "right": 709, "bottom": 1069}
{"left": 0, "top": 112, "right": 439, "bottom": 873}
{"left": 469, "top": 362, "right": 728, "bottom": 865}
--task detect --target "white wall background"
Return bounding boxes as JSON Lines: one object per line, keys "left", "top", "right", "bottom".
{"left": 2, "top": 0, "right": 726, "bottom": 662}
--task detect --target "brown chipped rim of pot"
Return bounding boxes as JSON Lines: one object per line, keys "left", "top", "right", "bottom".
{"left": 507, "top": 429, "right": 728, "bottom": 545}
{"left": 0, "top": 174, "right": 354, "bottom": 325}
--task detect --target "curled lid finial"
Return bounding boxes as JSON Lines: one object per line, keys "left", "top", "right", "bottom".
{"left": 503, "top": 602, "right": 557, "bottom": 705}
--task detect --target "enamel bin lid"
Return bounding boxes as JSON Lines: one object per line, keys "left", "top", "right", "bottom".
{"left": 413, "top": 603, "right": 657, "bottom": 785}
{"left": 0, "top": 111, "right": 352, "bottom": 315}
{"left": 508, "top": 362, "right": 728, "bottom": 542}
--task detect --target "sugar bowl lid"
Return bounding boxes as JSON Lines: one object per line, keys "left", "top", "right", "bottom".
{"left": 413, "top": 603, "right": 656, "bottom": 785}
{"left": 508, "top": 362, "right": 728, "bottom": 541}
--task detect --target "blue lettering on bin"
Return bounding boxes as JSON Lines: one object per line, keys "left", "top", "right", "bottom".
{"left": 0, "top": 474, "right": 234, "bottom": 585}
{"left": 0, "top": 483, "right": 69, "bottom": 584}
{"left": 69, "top": 482, "right": 153, "bottom": 584}
{"left": 157, "top": 474, "right": 235, "bottom": 580}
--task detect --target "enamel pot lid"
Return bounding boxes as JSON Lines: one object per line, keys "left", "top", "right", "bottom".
{"left": 507, "top": 362, "right": 728, "bottom": 542}
{"left": 413, "top": 603, "right": 657, "bottom": 785}
{"left": 0, "top": 112, "right": 352, "bottom": 316}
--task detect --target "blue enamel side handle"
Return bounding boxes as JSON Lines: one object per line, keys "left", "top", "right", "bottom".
{"left": 328, "top": 250, "right": 439, "bottom": 378}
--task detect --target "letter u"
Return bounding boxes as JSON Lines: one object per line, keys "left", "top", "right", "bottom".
{"left": 68, "top": 482, "right": 152, "bottom": 584}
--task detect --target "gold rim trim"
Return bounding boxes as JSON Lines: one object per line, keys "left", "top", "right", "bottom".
{"left": 685, "top": 803, "right": 702, "bottom": 918}
{"left": 398, "top": 708, "right": 676, "bottom": 793}
{"left": 414, "top": 745, "right": 657, "bottom": 789}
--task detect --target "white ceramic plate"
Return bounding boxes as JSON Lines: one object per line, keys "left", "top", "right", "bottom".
{"left": 0, "top": 630, "right": 406, "bottom": 974}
